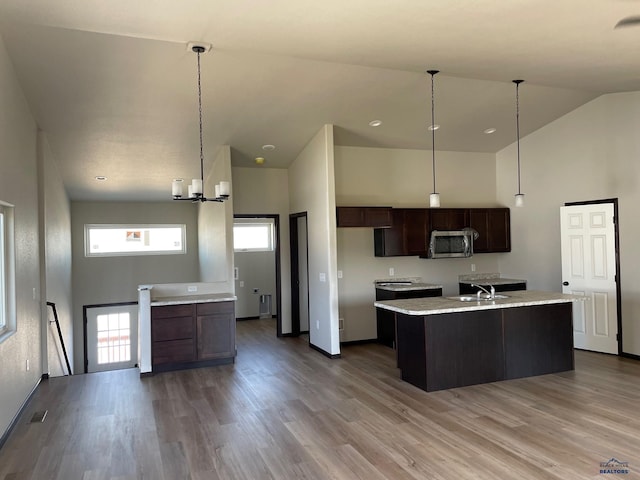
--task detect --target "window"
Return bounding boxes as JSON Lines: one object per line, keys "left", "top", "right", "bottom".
{"left": 0, "top": 201, "right": 16, "bottom": 341}
{"left": 233, "top": 221, "right": 274, "bottom": 252}
{"left": 85, "top": 224, "right": 186, "bottom": 257}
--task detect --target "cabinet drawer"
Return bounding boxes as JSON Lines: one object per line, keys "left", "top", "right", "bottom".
{"left": 152, "top": 339, "right": 196, "bottom": 365}
{"left": 152, "top": 304, "right": 194, "bottom": 319}
{"left": 152, "top": 316, "right": 194, "bottom": 342}
{"left": 197, "top": 301, "right": 234, "bottom": 316}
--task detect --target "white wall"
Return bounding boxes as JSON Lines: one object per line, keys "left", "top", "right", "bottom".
{"left": 232, "top": 166, "right": 291, "bottom": 332}
{"left": 496, "top": 92, "right": 640, "bottom": 355}
{"left": 334, "top": 146, "right": 502, "bottom": 342}
{"left": 198, "top": 145, "right": 235, "bottom": 293}
{"left": 39, "top": 132, "right": 73, "bottom": 377}
{"left": 0, "top": 36, "right": 43, "bottom": 438}
{"left": 70, "top": 201, "right": 200, "bottom": 373}
{"left": 289, "top": 125, "right": 340, "bottom": 355}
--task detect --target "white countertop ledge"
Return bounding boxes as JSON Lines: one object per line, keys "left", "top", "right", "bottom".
{"left": 151, "top": 293, "right": 236, "bottom": 306}
{"left": 375, "top": 290, "right": 584, "bottom": 316}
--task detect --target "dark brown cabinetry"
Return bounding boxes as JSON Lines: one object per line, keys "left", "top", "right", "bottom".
{"left": 459, "top": 281, "right": 526, "bottom": 295}
{"left": 336, "top": 207, "right": 392, "bottom": 228}
{"left": 469, "top": 208, "right": 511, "bottom": 253}
{"left": 374, "top": 207, "right": 510, "bottom": 257}
{"left": 151, "top": 301, "right": 236, "bottom": 372}
{"left": 375, "top": 286, "right": 442, "bottom": 348}
{"left": 374, "top": 208, "right": 430, "bottom": 257}
{"left": 429, "top": 208, "right": 468, "bottom": 231}
{"left": 196, "top": 301, "right": 236, "bottom": 360}
{"left": 396, "top": 303, "right": 574, "bottom": 392}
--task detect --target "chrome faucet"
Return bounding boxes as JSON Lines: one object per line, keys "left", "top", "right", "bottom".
{"left": 471, "top": 283, "right": 495, "bottom": 300}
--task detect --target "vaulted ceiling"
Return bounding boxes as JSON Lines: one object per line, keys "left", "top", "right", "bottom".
{"left": 1, "top": 0, "right": 638, "bottom": 200}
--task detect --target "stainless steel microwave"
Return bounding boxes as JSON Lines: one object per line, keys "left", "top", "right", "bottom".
{"left": 428, "top": 230, "right": 474, "bottom": 258}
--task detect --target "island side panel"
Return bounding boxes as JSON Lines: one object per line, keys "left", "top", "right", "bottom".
{"left": 396, "top": 313, "right": 428, "bottom": 390}
{"left": 503, "top": 303, "right": 575, "bottom": 380}
{"left": 425, "top": 311, "right": 504, "bottom": 391}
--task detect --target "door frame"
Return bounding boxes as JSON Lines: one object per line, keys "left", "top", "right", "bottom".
{"left": 233, "top": 214, "right": 282, "bottom": 336}
{"left": 564, "top": 198, "right": 622, "bottom": 355}
{"left": 289, "top": 212, "right": 309, "bottom": 338}
{"left": 83, "top": 301, "right": 138, "bottom": 373}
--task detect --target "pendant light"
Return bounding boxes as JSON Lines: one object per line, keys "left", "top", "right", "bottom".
{"left": 427, "top": 70, "right": 441, "bottom": 208}
{"left": 172, "top": 43, "right": 230, "bottom": 203}
{"left": 513, "top": 79, "right": 525, "bottom": 207}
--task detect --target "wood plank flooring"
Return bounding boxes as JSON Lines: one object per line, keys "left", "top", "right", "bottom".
{"left": 1, "top": 318, "right": 640, "bottom": 479}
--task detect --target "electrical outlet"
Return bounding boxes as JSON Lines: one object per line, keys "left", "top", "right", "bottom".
{"left": 337, "top": 270, "right": 343, "bottom": 279}
{"left": 187, "top": 285, "right": 198, "bottom": 292}
{"left": 26, "top": 359, "right": 30, "bottom": 371}
{"left": 319, "top": 273, "right": 326, "bottom": 282}
{"left": 239, "top": 281, "right": 245, "bottom": 287}
{"left": 471, "top": 264, "right": 476, "bottom": 272}
{"left": 389, "top": 267, "right": 395, "bottom": 276}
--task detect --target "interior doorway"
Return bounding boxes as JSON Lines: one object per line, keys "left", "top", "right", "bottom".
{"left": 290, "top": 212, "right": 310, "bottom": 336}
{"left": 233, "top": 214, "right": 282, "bottom": 335}
{"left": 560, "top": 199, "right": 621, "bottom": 355}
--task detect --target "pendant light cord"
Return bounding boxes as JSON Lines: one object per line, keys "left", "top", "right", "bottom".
{"left": 196, "top": 48, "right": 205, "bottom": 185}
{"left": 514, "top": 80, "right": 523, "bottom": 195}
{"left": 428, "top": 70, "right": 439, "bottom": 195}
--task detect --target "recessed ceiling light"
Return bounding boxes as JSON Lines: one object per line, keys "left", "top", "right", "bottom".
{"left": 262, "top": 144, "right": 276, "bottom": 151}
{"left": 95, "top": 176, "right": 107, "bottom": 181}
{"left": 255, "top": 157, "right": 265, "bottom": 165}
{"left": 369, "top": 120, "right": 382, "bottom": 127}
{"left": 428, "top": 124, "right": 440, "bottom": 131}
{"left": 484, "top": 127, "right": 497, "bottom": 134}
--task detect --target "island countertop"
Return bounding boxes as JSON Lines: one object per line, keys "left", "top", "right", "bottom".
{"left": 375, "top": 290, "right": 582, "bottom": 316}
{"left": 151, "top": 293, "right": 236, "bottom": 306}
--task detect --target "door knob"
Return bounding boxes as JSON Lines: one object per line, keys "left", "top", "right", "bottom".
{"left": 562, "top": 281, "right": 569, "bottom": 286}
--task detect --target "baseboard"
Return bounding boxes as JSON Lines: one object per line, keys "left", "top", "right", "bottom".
{"left": 621, "top": 351, "right": 640, "bottom": 361}
{"left": 0, "top": 376, "right": 43, "bottom": 450}
{"left": 340, "top": 338, "right": 378, "bottom": 346}
{"left": 309, "top": 342, "right": 341, "bottom": 359}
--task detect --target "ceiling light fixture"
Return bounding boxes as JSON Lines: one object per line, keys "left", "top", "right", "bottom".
{"left": 255, "top": 157, "right": 265, "bottom": 165}
{"left": 484, "top": 127, "right": 497, "bottom": 134}
{"left": 261, "top": 144, "right": 276, "bottom": 151}
{"left": 171, "top": 43, "right": 230, "bottom": 203}
{"left": 427, "top": 70, "right": 441, "bottom": 208}
{"left": 513, "top": 79, "right": 525, "bottom": 207}
{"left": 95, "top": 176, "right": 107, "bottom": 181}
{"left": 369, "top": 120, "right": 382, "bottom": 127}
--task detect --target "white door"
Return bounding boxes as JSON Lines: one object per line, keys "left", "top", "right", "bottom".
{"left": 86, "top": 304, "right": 138, "bottom": 372}
{"left": 560, "top": 204, "right": 618, "bottom": 354}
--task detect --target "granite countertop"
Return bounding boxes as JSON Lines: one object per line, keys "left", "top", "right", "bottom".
{"left": 374, "top": 290, "right": 583, "bottom": 316}
{"left": 151, "top": 293, "right": 237, "bottom": 306}
{"left": 375, "top": 282, "right": 443, "bottom": 292}
{"left": 458, "top": 273, "right": 527, "bottom": 286}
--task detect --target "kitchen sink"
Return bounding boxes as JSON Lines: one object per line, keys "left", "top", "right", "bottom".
{"left": 448, "top": 294, "right": 510, "bottom": 302}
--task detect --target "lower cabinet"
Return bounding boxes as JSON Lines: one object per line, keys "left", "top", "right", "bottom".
{"left": 151, "top": 301, "right": 236, "bottom": 371}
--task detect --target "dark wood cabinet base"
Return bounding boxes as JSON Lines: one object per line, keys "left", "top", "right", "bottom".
{"left": 396, "top": 303, "right": 574, "bottom": 392}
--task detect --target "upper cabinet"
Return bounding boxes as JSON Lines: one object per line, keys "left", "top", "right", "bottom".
{"left": 469, "top": 208, "right": 511, "bottom": 253}
{"left": 374, "top": 208, "right": 430, "bottom": 257}
{"left": 374, "top": 207, "right": 510, "bottom": 257}
{"left": 429, "top": 208, "right": 469, "bottom": 231}
{"left": 336, "top": 206, "right": 392, "bottom": 228}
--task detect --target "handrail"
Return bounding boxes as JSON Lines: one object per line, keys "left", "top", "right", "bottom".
{"left": 46, "top": 302, "right": 72, "bottom": 376}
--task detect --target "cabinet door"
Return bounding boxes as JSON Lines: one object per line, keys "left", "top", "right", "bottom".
{"left": 403, "top": 209, "right": 430, "bottom": 256}
{"left": 196, "top": 302, "right": 236, "bottom": 360}
{"left": 336, "top": 207, "right": 392, "bottom": 228}
{"left": 374, "top": 209, "right": 406, "bottom": 256}
{"left": 469, "top": 208, "right": 511, "bottom": 253}
{"left": 429, "top": 208, "right": 469, "bottom": 231}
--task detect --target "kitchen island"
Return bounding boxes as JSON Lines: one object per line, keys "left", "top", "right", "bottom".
{"left": 375, "top": 291, "right": 579, "bottom": 392}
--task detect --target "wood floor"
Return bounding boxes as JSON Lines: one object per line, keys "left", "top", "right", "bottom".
{"left": 1, "top": 319, "right": 640, "bottom": 479}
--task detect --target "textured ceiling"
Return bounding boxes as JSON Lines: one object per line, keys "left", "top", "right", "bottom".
{"left": 1, "top": 0, "right": 638, "bottom": 201}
